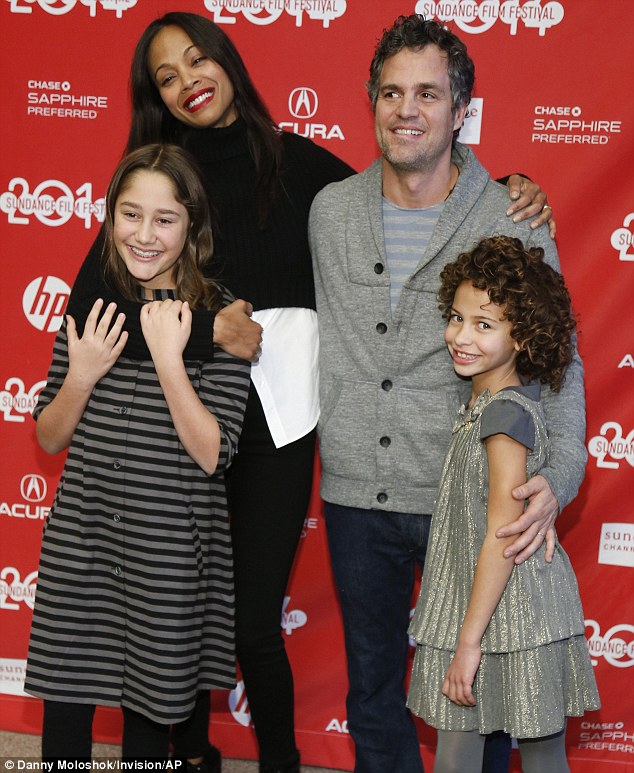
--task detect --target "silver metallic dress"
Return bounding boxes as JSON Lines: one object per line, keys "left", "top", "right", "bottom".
{"left": 407, "top": 387, "right": 600, "bottom": 738}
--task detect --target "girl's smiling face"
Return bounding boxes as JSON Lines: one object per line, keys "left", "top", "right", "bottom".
{"left": 148, "top": 25, "right": 238, "bottom": 130}
{"left": 113, "top": 169, "right": 189, "bottom": 293}
{"left": 445, "top": 280, "right": 521, "bottom": 396}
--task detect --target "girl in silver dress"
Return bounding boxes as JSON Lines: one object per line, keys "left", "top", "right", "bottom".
{"left": 407, "top": 236, "right": 599, "bottom": 772}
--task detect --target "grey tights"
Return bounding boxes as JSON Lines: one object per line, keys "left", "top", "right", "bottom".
{"left": 434, "top": 726, "right": 569, "bottom": 773}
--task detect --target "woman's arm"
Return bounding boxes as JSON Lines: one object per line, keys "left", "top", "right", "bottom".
{"left": 140, "top": 299, "right": 222, "bottom": 475}
{"left": 498, "top": 174, "right": 555, "bottom": 237}
{"left": 36, "top": 300, "right": 127, "bottom": 454}
{"left": 442, "top": 432, "right": 527, "bottom": 707}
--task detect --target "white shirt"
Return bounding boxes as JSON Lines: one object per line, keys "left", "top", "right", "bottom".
{"left": 250, "top": 307, "right": 319, "bottom": 448}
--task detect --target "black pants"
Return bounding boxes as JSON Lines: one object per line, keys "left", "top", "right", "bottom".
{"left": 43, "top": 694, "right": 212, "bottom": 760}
{"left": 42, "top": 701, "right": 169, "bottom": 759}
{"left": 227, "top": 384, "right": 315, "bottom": 767}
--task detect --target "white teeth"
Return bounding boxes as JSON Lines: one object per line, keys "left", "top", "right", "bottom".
{"left": 394, "top": 128, "right": 423, "bottom": 135}
{"left": 130, "top": 246, "right": 160, "bottom": 258}
{"left": 456, "top": 351, "right": 476, "bottom": 360}
{"left": 186, "top": 91, "right": 213, "bottom": 109}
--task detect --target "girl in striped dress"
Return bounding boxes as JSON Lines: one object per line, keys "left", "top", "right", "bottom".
{"left": 25, "top": 144, "right": 251, "bottom": 759}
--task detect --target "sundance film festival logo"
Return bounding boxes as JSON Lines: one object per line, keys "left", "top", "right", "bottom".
{"left": 416, "top": 0, "right": 564, "bottom": 36}
{"left": 1, "top": 177, "right": 105, "bottom": 228}
{"left": 23, "top": 276, "right": 70, "bottom": 332}
{"left": 611, "top": 213, "right": 634, "bottom": 262}
{"left": 587, "top": 422, "right": 634, "bottom": 470}
{"left": 0, "top": 567, "right": 37, "bottom": 611}
{"left": 6, "top": 0, "right": 137, "bottom": 18}
{"left": 0, "top": 377, "right": 46, "bottom": 423}
{"left": 586, "top": 620, "right": 634, "bottom": 669}
{"left": 279, "top": 87, "right": 344, "bottom": 141}
{"left": 281, "top": 596, "right": 307, "bottom": 635}
{"left": 203, "top": 0, "right": 346, "bottom": 28}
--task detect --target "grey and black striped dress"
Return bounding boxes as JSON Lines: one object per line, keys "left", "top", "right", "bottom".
{"left": 25, "top": 289, "right": 251, "bottom": 725}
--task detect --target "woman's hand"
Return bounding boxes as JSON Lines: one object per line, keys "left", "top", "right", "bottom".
{"left": 67, "top": 298, "right": 127, "bottom": 390}
{"left": 442, "top": 642, "right": 481, "bottom": 706}
{"left": 213, "top": 299, "right": 263, "bottom": 362}
{"left": 505, "top": 174, "right": 556, "bottom": 238}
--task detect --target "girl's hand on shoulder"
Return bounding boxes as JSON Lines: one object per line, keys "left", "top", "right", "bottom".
{"left": 140, "top": 299, "right": 192, "bottom": 363}
{"left": 442, "top": 642, "right": 481, "bottom": 707}
{"left": 67, "top": 299, "right": 127, "bottom": 390}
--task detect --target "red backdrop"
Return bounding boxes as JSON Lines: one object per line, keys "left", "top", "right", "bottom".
{"left": 1, "top": 1, "right": 633, "bottom": 771}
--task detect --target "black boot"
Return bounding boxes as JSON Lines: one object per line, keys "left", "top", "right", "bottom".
{"left": 175, "top": 744, "right": 221, "bottom": 773}
{"left": 259, "top": 753, "right": 300, "bottom": 773}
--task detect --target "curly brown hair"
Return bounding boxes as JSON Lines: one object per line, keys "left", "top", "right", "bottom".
{"left": 438, "top": 236, "right": 576, "bottom": 392}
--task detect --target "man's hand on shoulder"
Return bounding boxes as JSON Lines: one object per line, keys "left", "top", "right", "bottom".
{"left": 213, "top": 299, "right": 263, "bottom": 362}
{"left": 496, "top": 474, "right": 559, "bottom": 564}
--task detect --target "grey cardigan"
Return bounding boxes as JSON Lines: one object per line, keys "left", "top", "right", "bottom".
{"left": 309, "top": 143, "right": 586, "bottom": 515}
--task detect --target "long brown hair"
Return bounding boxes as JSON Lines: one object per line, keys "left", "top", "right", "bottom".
{"left": 126, "top": 11, "right": 283, "bottom": 226}
{"left": 103, "top": 144, "right": 222, "bottom": 311}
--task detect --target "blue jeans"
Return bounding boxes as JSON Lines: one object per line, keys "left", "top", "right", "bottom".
{"left": 325, "top": 502, "right": 511, "bottom": 773}
{"left": 325, "top": 503, "right": 430, "bottom": 773}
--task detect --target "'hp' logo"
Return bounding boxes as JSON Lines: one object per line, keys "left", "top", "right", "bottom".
{"left": 288, "top": 87, "right": 318, "bottom": 119}
{"left": 20, "top": 474, "right": 47, "bottom": 503}
{"left": 23, "top": 276, "right": 70, "bottom": 332}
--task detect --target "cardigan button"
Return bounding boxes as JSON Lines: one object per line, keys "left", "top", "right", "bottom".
{"left": 379, "top": 436, "right": 391, "bottom": 448}
{"left": 374, "top": 263, "right": 384, "bottom": 274}
{"left": 376, "top": 323, "right": 387, "bottom": 334}
{"left": 377, "top": 492, "right": 388, "bottom": 504}
{"left": 381, "top": 380, "right": 392, "bottom": 391}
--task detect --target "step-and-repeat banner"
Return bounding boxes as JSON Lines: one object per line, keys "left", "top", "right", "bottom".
{"left": 1, "top": 1, "right": 632, "bottom": 770}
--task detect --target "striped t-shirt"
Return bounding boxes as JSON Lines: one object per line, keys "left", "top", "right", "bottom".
{"left": 383, "top": 197, "right": 445, "bottom": 313}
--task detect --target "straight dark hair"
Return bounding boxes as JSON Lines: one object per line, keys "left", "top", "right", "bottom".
{"left": 126, "top": 12, "right": 283, "bottom": 226}
{"left": 104, "top": 144, "right": 222, "bottom": 311}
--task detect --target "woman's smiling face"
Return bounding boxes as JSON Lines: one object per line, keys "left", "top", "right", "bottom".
{"left": 148, "top": 24, "right": 238, "bottom": 130}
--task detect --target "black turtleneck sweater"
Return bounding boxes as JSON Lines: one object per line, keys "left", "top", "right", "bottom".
{"left": 66, "top": 119, "right": 354, "bottom": 360}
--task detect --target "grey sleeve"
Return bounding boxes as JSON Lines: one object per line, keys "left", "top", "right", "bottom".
{"left": 526, "top": 228, "right": 587, "bottom": 510}
{"left": 480, "top": 399, "right": 535, "bottom": 450}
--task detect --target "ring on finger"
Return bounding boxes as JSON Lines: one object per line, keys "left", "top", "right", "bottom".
{"left": 542, "top": 204, "right": 551, "bottom": 212}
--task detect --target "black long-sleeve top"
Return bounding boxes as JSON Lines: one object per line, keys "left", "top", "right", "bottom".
{"left": 66, "top": 118, "right": 355, "bottom": 360}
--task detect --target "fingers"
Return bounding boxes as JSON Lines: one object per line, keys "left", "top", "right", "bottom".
{"left": 65, "top": 314, "right": 78, "bottom": 343}
{"left": 104, "top": 311, "right": 126, "bottom": 347}
{"left": 442, "top": 678, "right": 476, "bottom": 707}
{"left": 508, "top": 188, "right": 546, "bottom": 222}
{"left": 505, "top": 516, "right": 556, "bottom": 564}
{"left": 544, "top": 525, "right": 556, "bottom": 563}
{"left": 84, "top": 298, "right": 105, "bottom": 333}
